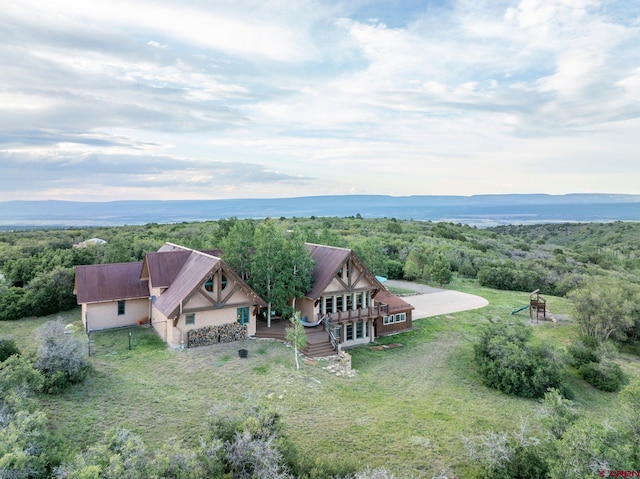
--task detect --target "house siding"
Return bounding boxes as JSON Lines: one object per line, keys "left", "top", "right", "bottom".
{"left": 83, "top": 298, "right": 149, "bottom": 332}
{"left": 376, "top": 310, "right": 413, "bottom": 336}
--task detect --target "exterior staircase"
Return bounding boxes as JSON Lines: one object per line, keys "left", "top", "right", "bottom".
{"left": 254, "top": 319, "right": 336, "bottom": 357}
{"left": 302, "top": 328, "right": 336, "bottom": 357}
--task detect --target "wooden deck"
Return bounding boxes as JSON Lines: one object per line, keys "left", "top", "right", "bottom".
{"left": 254, "top": 318, "right": 336, "bottom": 357}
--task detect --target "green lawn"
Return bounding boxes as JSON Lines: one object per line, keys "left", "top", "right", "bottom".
{"left": 3, "top": 282, "right": 638, "bottom": 478}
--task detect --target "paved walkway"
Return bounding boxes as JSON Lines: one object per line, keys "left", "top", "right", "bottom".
{"left": 385, "top": 280, "right": 489, "bottom": 319}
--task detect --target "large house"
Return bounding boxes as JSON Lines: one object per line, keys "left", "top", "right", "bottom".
{"left": 74, "top": 242, "right": 414, "bottom": 354}
{"left": 74, "top": 243, "right": 266, "bottom": 348}
{"left": 296, "top": 243, "right": 414, "bottom": 349}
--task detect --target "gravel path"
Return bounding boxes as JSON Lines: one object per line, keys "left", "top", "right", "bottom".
{"left": 384, "top": 280, "right": 489, "bottom": 320}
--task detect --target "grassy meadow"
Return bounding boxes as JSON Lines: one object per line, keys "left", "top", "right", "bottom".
{"left": 4, "top": 280, "right": 640, "bottom": 478}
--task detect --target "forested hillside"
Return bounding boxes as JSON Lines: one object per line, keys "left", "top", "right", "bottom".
{"left": 2, "top": 218, "right": 640, "bottom": 321}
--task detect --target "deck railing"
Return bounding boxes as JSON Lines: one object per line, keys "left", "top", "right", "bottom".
{"left": 318, "top": 304, "right": 389, "bottom": 324}
{"left": 327, "top": 328, "right": 340, "bottom": 353}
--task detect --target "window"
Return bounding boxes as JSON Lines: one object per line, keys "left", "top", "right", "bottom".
{"left": 117, "top": 300, "right": 125, "bottom": 316}
{"left": 324, "top": 297, "right": 333, "bottom": 314}
{"left": 346, "top": 294, "right": 353, "bottom": 311}
{"left": 395, "top": 313, "right": 406, "bottom": 323}
{"left": 356, "top": 321, "right": 363, "bottom": 339}
{"left": 204, "top": 277, "right": 214, "bottom": 292}
{"left": 221, "top": 274, "right": 228, "bottom": 290}
{"left": 336, "top": 295, "right": 344, "bottom": 312}
{"left": 356, "top": 292, "right": 363, "bottom": 309}
{"left": 383, "top": 315, "right": 393, "bottom": 325}
{"left": 237, "top": 307, "right": 250, "bottom": 325}
{"left": 365, "top": 320, "right": 370, "bottom": 337}
{"left": 185, "top": 313, "right": 195, "bottom": 325}
{"left": 345, "top": 323, "right": 354, "bottom": 341}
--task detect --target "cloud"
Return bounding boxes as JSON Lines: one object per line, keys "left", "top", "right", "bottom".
{"left": 0, "top": 148, "right": 316, "bottom": 200}
{"left": 0, "top": 0, "right": 639, "bottom": 201}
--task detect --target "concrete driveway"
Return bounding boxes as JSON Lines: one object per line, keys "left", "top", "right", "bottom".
{"left": 384, "top": 280, "right": 489, "bottom": 319}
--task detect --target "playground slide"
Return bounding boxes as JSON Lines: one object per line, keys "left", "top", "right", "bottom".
{"left": 510, "top": 305, "right": 529, "bottom": 315}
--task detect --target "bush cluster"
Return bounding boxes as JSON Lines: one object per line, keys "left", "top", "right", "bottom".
{"left": 0, "top": 338, "right": 20, "bottom": 362}
{"left": 55, "top": 402, "right": 382, "bottom": 479}
{"left": 578, "top": 360, "right": 626, "bottom": 392}
{"left": 474, "top": 320, "right": 566, "bottom": 399}
{"left": 567, "top": 337, "right": 627, "bottom": 392}
{"left": 34, "top": 320, "right": 90, "bottom": 393}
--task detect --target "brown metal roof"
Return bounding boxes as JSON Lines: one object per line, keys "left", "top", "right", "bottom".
{"left": 374, "top": 290, "right": 415, "bottom": 313}
{"left": 201, "top": 249, "right": 223, "bottom": 257}
{"left": 305, "top": 243, "right": 351, "bottom": 299}
{"left": 74, "top": 262, "right": 149, "bottom": 304}
{"left": 142, "top": 250, "right": 191, "bottom": 287}
{"left": 76, "top": 242, "right": 266, "bottom": 316}
{"left": 154, "top": 251, "right": 221, "bottom": 319}
{"left": 304, "top": 243, "right": 385, "bottom": 300}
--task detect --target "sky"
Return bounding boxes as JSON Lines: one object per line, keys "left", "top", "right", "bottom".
{"left": 1, "top": 0, "right": 639, "bottom": 202}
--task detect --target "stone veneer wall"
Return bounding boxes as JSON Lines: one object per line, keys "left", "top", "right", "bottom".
{"left": 187, "top": 323, "right": 247, "bottom": 348}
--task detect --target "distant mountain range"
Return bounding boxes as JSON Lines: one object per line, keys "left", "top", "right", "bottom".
{"left": 1, "top": 194, "right": 640, "bottom": 229}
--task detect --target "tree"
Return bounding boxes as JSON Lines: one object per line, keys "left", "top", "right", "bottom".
{"left": 25, "top": 267, "right": 77, "bottom": 317}
{"left": 250, "top": 221, "right": 290, "bottom": 327}
{"left": 283, "top": 230, "right": 315, "bottom": 304}
{"left": 249, "top": 221, "right": 314, "bottom": 327}
{"left": 221, "top": 220, "right": 255, "bottom": 281}
{"left": 285, "top": 312, "right": 307, "bottom": 370}
{"left": 2, "top": 256, "right": 40, "bottom": 287}
{"left": 428, "top": 252, "right": 452, "bottom": 286}
{"left": 0, "top": 287, "right": 29, "bottom": 321}
{"left": 403, "top": 242, "right": 431, "bottom": 281}
{"left": 568, "top": 277, "right": 637, "bottom": 342}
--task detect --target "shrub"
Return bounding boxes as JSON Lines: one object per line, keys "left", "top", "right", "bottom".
{"left": 540, "top": 388, "right": 579, "bottom": 441}
{"left": 579, "top": 360, "right": 627, "bottom": 392}
{"left": 566, "top": 337, "right": 600, "bottom": 368}
{"left": 551, "top": 418, "right": 635, "bottom": 479}
{"left": 0, "top": 407, "right": 50, "bottom": 479}
{"left": 0, "top": 338, "right": 20, "bottom": 362}
{"left": 33, "top": 320, "right": 90, "bottom": 393}
{"left": 0, "top": 287, "right": 29, "bottom": 321}
{"left": 0, "top": 355, "right": 44, "bottom": 400}
{"left": 475, "top": 320, "right": 566, "bottom": 399}
{"left": 25, "top": 267, "right": 77, "bottom": 317}
{"left": 462, "top": 425, "right": 549, "bottom": 479}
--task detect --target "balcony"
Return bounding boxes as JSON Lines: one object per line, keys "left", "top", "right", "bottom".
{"left": 318, "top": 304, "right": 389, "bottom": 324}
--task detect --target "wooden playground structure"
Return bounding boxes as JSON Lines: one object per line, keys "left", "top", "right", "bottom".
{"left": 511, "top": 289, "right": 553, "bottom": 323}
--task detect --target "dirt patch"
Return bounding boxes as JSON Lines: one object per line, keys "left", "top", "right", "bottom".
{"left": 370, "top": 343, "right": 404, "bottom": 351}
